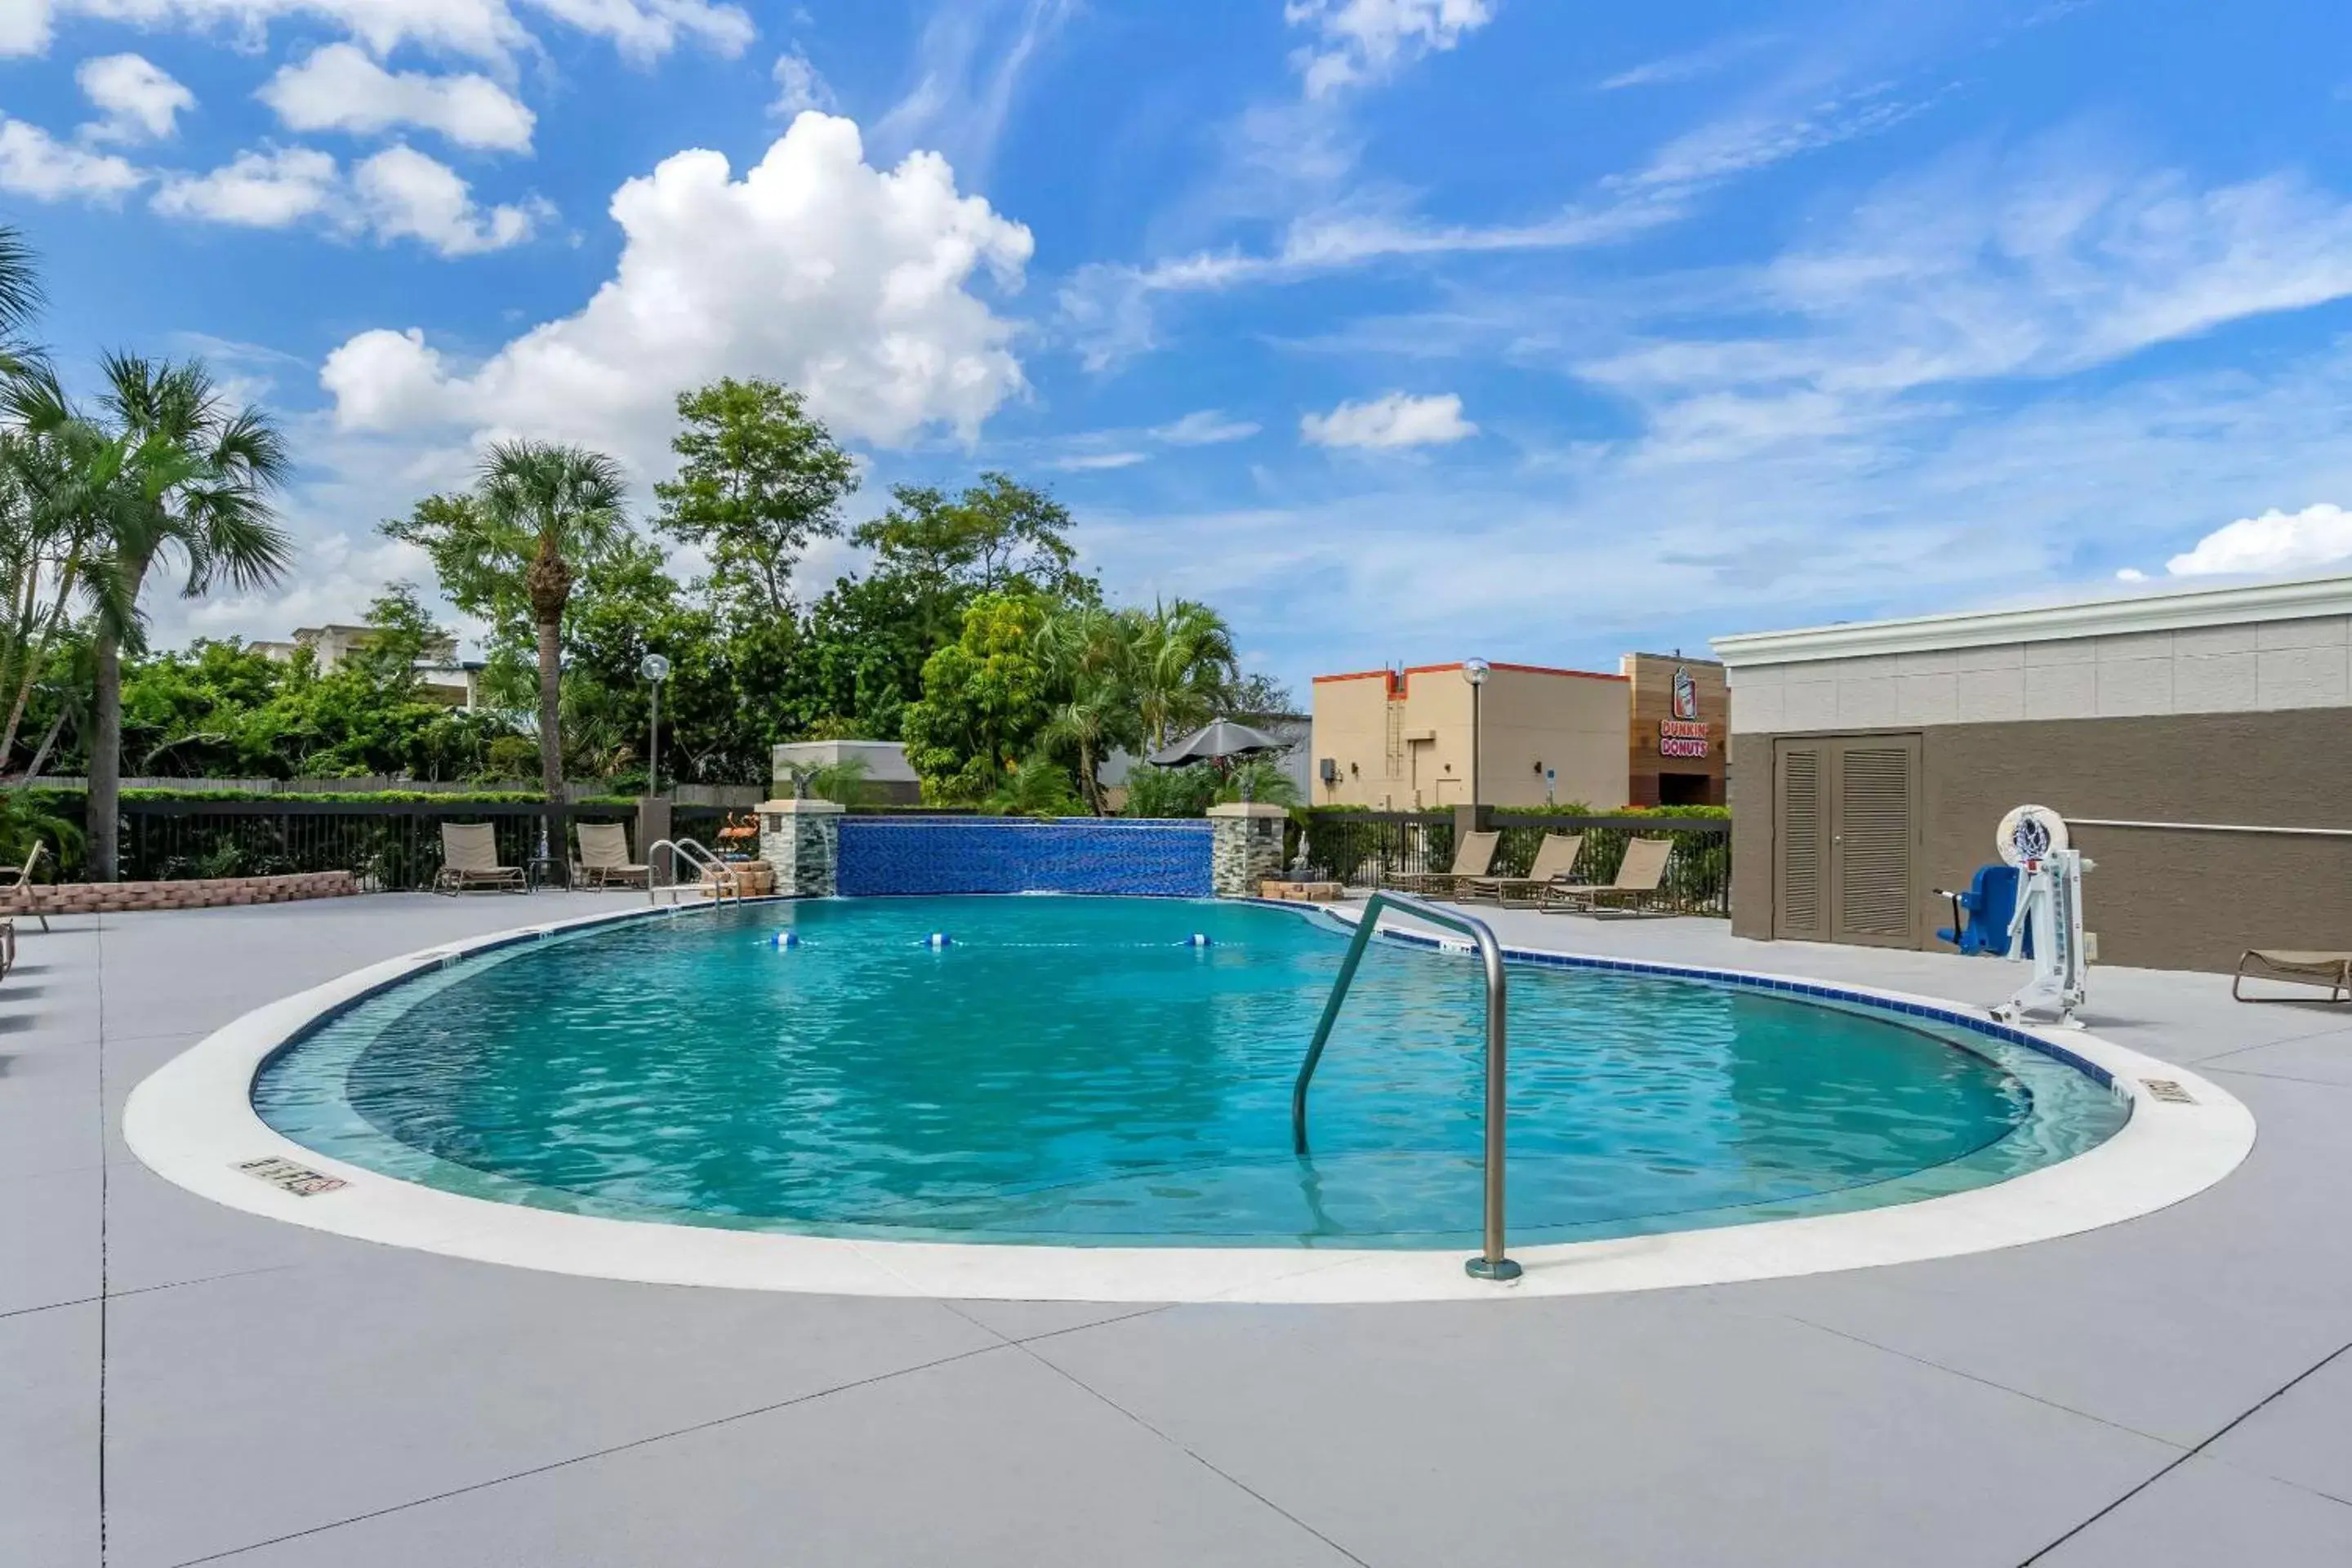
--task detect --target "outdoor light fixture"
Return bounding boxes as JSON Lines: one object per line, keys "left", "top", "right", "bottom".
{"left": 1462, "top": 659, "right": 1490, "bottom": 807}
{"left": 639, "top": 653, "right": 672, "bottom": 794}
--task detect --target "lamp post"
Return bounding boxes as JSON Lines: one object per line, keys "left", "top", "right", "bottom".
{"left": 1462, "top": 658, "right": 1490, "bottom": 807}
{"left": 639, "top": 653, "right": 671, "bottom": 794}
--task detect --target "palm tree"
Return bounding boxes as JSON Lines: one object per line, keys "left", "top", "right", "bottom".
{"left": 1125, "top": 599, "right": 1239, "bottom": 753}
{"left": 474, "top": 440, "right": 628, "bottom": 843}
{"left": 4, "top": 356, "right": 287, "bottom": 877}
{"left": 1036, "top": 603, "right": 1137, "bottom": 816}
{"left": 0, "top": 223, "right": 40, "bottom": 375}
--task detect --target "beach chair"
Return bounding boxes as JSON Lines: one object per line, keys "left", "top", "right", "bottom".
{"left": 575, "top": 822, "right": 651, "bottom": 889}
{"left": 1462, "top": 833, "right": 1584, "bottom": 908}
{"left": 1386, "top": 830, "right": 1500, "bottom": 898}
{"left": 3, "top": 842, "right": 48, "bottom": 933}
{"left": 433, "top": 822, "right": 527, "bottom": 895}
{"left": 2233, "top": 950, "right": 2351, "bottom": 1004}
{"left": 1542, "top": 836, "right": 1673, "bottom": 916}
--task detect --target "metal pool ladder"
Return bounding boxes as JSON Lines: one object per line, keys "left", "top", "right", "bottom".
{"left": 647, "top": 837, "right": 740, "bottom": 905}
{"left": 1292, "top": 890, "right": 1520, "bottom": 1283}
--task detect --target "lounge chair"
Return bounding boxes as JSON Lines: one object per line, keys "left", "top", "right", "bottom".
{"left": 3, "top": 842, "right": 48, "bottom": 933}
{"left": 575, "top": 822, "right": 651, "bottom": 889}
{"left": 1386, "top": 829, "right": 1500, "bottom": 899}
{"left": 1462, "top": 833, "right": 1584, "bottom": 908}
{"left": 2234, "top": 950, "right": 2351, "bottom": 1004}
{"left": 433, "top": 822, "right": 527, "bottom": 895}
{"left": 1542, "top": 836, "right": 1673, "bottom": 916}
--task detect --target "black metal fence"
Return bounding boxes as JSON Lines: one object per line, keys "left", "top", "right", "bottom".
{"left": 119, "top": 800, "right": 657, "bottom": 889}
{"left": 1298, "top": 809, "right": 1733, "bottom": 917}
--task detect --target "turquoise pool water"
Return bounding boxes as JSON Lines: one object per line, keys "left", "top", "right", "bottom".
{"left": 253, "top": 898, "right": 2129, "bottom": 1249}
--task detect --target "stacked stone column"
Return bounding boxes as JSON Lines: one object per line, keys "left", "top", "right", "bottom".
{"left": 1206, "top": 802, "right": 1288, "bottom": 897}
{"left": 756, "top": 798, "right": 844, "bottom": 897}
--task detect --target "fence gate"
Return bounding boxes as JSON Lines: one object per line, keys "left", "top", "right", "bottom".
{"left": 1772, "top": 734, "right": 1921, "bottom": 947}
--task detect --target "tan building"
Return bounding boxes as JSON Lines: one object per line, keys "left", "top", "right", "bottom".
{"left": 1310, "top": 662, "right": 1630, "bottom": 809}
{"left": 1717, "top": 572, "right": 2352, "bottom": 973}
{"left": 1622, "top": 653, "right": 1730, "bottom": 806}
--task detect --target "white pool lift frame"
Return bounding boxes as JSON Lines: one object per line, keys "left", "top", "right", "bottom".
{"left": 1991, "top": 804, "right": 2094, "bottom": 1029}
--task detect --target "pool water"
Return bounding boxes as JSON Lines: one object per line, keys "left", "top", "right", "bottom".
{"left": 254, "top": 898, "right": 2129, "bottom": 1249}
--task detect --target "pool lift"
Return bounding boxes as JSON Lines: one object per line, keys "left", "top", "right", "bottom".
{"left": 1989, "top": 804, "right": 2095, "bottom": 1030}
{"left": 1293, "top": 889, "right": 1520, "bottom": 1284}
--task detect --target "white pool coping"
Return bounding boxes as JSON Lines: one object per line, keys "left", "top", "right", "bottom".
{"left": 124, "top": 901, "right": 2255, "bottom": 1304}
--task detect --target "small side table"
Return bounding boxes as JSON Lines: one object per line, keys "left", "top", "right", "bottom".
{"left": 526, "top": 856, "right": 566, "bottom": 891}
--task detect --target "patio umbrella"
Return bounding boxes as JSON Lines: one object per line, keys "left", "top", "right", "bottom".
{"left": 1147, "top": 718, "right": 1286, "bottom": 768}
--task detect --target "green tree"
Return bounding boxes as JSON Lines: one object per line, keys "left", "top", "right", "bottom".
{"left": 386, "top": 442, "right": 628, "bottom": 820}
{"left": 900, "top": 591, "right": 1056, "bottom": 804}
{"left": 0, "top": 222, "right": 38, "bottom": 375}
{"left": 1035, "top": 603, "right": 1139, "bottom": 816}
{"left": 1124, "top": 598, "right": 1238, "bottom": 751}
{"left": 13, "top": 355, "right": 292, "bottom": 877}
{"left": 653, "top": 377, "right": 856, "bottom": 619}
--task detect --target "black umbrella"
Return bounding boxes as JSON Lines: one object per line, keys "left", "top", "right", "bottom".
{"left": 1147, "top": 718, "right": 1286, "bottom": 767}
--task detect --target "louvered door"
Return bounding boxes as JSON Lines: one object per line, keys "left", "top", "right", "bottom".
{"left": 1829, "top": 737, "right": 1920, "bottom": 947}
{"left": 1771, "top": 741, "right": 1829, "bottom": 941}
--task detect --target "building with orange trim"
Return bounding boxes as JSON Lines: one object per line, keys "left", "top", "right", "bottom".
{"left": 1308, "top": 662, "right": 1633, "bottom": 809}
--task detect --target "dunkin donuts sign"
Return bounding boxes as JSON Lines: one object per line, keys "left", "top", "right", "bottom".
{"left": 1659, "top": 665, "right": 1710, "bottom": 757}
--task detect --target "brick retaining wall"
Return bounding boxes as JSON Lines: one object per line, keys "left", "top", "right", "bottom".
{"left": 12, "top": 871, "right": 359, "bottom": 915}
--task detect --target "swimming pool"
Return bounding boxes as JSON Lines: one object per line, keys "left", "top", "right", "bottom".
{"left": 250, "top": 896, "right": 2131, "bottom": 1250}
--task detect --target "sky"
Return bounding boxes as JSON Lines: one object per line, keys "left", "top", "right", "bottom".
{"left": 4, "top": 0, "right": 2352, "bottom": 695}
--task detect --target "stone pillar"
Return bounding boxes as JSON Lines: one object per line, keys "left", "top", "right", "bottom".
{"left": 635, "top": 794, "right": 671, "bottom": 865}
{"left": 1207, "top": 802, "right": 1288, "bottom": 898}
{"left": 757, "top": 798, "right": 844, "bottom": 898}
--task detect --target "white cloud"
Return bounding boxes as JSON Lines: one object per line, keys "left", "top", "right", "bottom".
{"left": 873, "top": 0, "right": 1076, "bottom": 179}
{"left": 1301, "top": 391, "right": 1475, "bottom": 449}
{"left": 1153, "top": 410, "right": 1260, "bottom": 445}
{"left": 320, "top": 113, "right": 1034, "bottom": 466}
{"left": 1598, "top": 33, "right": 1772, "bottom": 91}
{"left": 260, "top": 44, "right": 534, "bottom": 154}
{"left": 1284, "top": 0, "right": 1494, "bottom": 98}
{"left": 771, "top": 49, "right": 834, "bottom": 118}
{"left": 77, "top": 53, "right": 195, "bottom": 143}
{"left": 153, "top": 145, "right": 339, "bottom": 226}
{"left": 2163, "top": 504, "right": 2352, "bottom": 577}
{"left": 352, "top": 144, "right": 541, "bottom": 254}
{"left": 5, "top": 0, "right": 751, "bottom": 69}
{"left": 150, "top": 141, "right": 540, "bottom": 253}
{"left": 1054, "top": 451, "right": 1147, "bottom": 470}
{"left": 0, "top": 116, "right": 144, "bottom": 200}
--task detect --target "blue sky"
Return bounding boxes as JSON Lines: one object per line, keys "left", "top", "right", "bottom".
{"left": 6, "top": 0, "right": 2352, "bottom": 694}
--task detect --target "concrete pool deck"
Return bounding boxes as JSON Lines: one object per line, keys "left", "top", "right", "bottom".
{"left": 6, "top": 894, "right": 2351, "bottom": 1566}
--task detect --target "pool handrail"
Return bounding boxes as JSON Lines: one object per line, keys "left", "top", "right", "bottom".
{"left": 1292, "top": 890, "right": 1520, "bottom": 1283}
{"left": 646, "top": 837, "right": 737, "bottom": 904}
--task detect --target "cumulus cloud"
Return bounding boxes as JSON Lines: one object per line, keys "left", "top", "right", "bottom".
{"left": 1153, "top": 409, "right": 1261, "bottom": 445}
{"left": 77, "top": 53, "right": 194, "bottom": 143}
{"left": 1284, "top": 0, "right": 1495, "bottom": 97}
{"left": 152, "top": 142, "right": 541, "bottom": 254}
{"left": 2163, "top": 504, "right": 2352, "bottom": 577}
{"left": 352, "top": 145, "right": 541, "bottom": 254}
{"left": 259, "top": 44, "right": 534, "bottom": 154}
{"left": 320, "top": 114, "right": 1034, "bottom": 465}
{"left": 1301, "top": 390, "right": 1475, "bottom": 449}
{"left": 0, "top": 116, "right": 144, "bottom": 200}
{"left": 771, "top": 50, "right": 835, "bottom": 117}
{"left": 154, "top": 145, "right": 341, "bottom": 226}
{"left": 2, "top": 0, "right": 751, "bottom": 69}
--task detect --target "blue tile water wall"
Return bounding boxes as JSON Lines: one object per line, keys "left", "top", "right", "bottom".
{"left": 838, "top": 817, "right": 1214, "bottom": 898}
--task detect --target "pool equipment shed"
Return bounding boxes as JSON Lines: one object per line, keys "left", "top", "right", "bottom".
{"left": 1714, "top": 572, "right": 2352, "bottom": 973}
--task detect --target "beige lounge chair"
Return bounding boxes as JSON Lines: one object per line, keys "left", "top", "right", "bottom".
{"left": 1543, "top": 836, "right": 1673, "bottom": 916}
{"left": 433, "top": 822, "right": 527, "bottom": 894}
{"left": 2234, "top": 950, "right": 2351, "bottom": 1004}
{"left": 4, "top": 842, "right": 48, "bottom": 933}
{"left": 1463, "top": 833, "right": 1584, "bottom": 908}
{"left": 1387, "top": 829, "right": 1500, "bottom": 898}
{"left": 575, "top": 822, "right": 651, "bottom": 889}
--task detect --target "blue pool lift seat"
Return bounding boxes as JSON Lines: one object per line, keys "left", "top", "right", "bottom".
{"left": 1936, "top": 863, "right": 2024, "bottom": 958}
